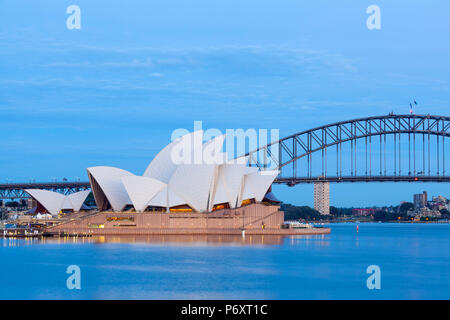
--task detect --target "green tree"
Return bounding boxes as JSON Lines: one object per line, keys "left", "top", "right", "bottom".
{"left": 330, "top": 206, "right": 353, "bottom": 216}
{"left": 399, "top": 202, "right": 414, "bottom": 215}
{"left": 0, "top": 210, "right": 8, "bottom": 220}
{"left": 281, "top": 203, "right": 325, "bottom": 221}
{"left": 440, "top": 208, "right": 450, "bottom": 217}
{"left": 373, "top": 210, "right": 386, "bottom": 221}
{"left": 5, "top": 201, "right": 19, "bottom": 208}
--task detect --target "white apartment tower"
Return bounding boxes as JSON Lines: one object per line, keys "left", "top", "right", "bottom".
{"left": 314, "top": 182, "right": 330, "bottom": 215}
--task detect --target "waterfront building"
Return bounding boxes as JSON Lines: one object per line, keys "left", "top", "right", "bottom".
{"left": 431, "top": 195, "right": 447, "bottom": 210}
{"left": 86, "top": 131, "right": 279, "bottom": 213}
{"left": 22, "top": 131, "right": 335, "bottom": 236}
{"left": 314, "top": 182, "right": 330, "bottom": 215}
{"left": 432, "top": 195, "right": 447, "bottom": 203}
{"left": 415, "top": 207, "right": 442, "bottom": 219}
{"left": 42, "top": 130, "right": 326, "bottom": 236}
{"left": 27, "top": 131, "right": 279, "bottom": 217}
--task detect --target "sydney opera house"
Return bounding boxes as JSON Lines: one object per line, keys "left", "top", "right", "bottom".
{"left": 26, "top": 131, "right": 326, "bottom": 235}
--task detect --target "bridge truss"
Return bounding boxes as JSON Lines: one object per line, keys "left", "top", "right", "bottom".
{"left": 1, "top": 114, "right": 449, "bottom": 201}
{"left": 246, "top": 114, "right": 450, "bottom": 185}
{"left": 0, "top": 182, "right": 90, "bottom": 200}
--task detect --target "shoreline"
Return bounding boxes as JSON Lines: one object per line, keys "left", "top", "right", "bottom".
{"left": 38, "top": 204, "right": 332, "bottom": 237}
{"left": 316, "top": 220, "right": 450, "bottom": 224}
{"left": 1, "top": 227, "right": 331, "bottom": 238}
{"left": 42, "top": 227, "right": 331, "bottom": 237}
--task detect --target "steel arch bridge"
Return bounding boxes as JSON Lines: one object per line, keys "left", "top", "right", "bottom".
{"left": 1, "top": 114, "right": 449, "bottom": 201}
{"left": 246, "top": 114, "right": 450, "bottom": 185}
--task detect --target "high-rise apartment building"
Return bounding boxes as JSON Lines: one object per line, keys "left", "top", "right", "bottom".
{"left": 413, "top": 191, "right": 427, "bottom": 209}
{"left": 314, "top": 182, "right": 330, "bottom": 215}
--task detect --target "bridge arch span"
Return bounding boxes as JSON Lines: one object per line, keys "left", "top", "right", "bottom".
{"left": 246, "top": 114, "right": 450, "bottom": 184}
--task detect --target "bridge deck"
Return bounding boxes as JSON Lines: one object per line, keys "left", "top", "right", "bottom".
{"left": 276, "top": 176, "right": 450, "bottom": 185}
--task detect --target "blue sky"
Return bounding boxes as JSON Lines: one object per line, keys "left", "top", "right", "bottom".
{"left": 1, "top": 0, "right": 449, "bottom": 206}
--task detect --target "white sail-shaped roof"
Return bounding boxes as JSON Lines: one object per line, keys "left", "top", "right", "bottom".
{"left": 24, "top": 189, "right": 90, "bottom": 216}
{"left": 212, "top": 160, "right": 249, "bottom": 208}
{"left": 67, "top": 190, "right": 91, "bottom": 212}
{"left": 203, "top": 136, "right": 226, "bottom": 211}
{"left": 143, "top": 130, "right": 204, "bottom": 183}
{"left": 147, "top": 188, "right": 167, "bottom": 207}
{"left": 148, "top": 186, "right": 187, "bottom": 208}
{"left": 168, "top": 135, "right": 227, "bottom": 212}
{"left": 236, "top": 165, "right": 259, "bottom": 205}
{"left": 25, "top": 189, "right": 66, "bottom": 216}
{"left": 81, "top": 131, "right": 280, "bottom": 213}
{"left": 244, "top": 166, "right": 259, "bottom": 174}
{"left": 211, "top": 176, "right": 229, "bottom": 206}
{"left": 202, "top": 134, "right": 226, "bottom": 165}
{"left": 61, "top": 197, "right": 74, "bottom": 210}
{"left": 122, "top": 176, "right": 167, "bottom": 212}
{"left": 87, "top": 166, "right": 134, "bottom": 211}
{"left": 168, "top": 163, "right": 216, "bottom": 212}
{"left": 241, "top": 170, "right": 279, "bottom": 203}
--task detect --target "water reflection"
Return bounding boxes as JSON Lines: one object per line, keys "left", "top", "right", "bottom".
{"left": 1, "top": 237, "right": 41, "bottom": 247}
{"left": 2, "top": 233, "right": 334, "bottom": 247}
{"left": 52, "top": 234, "right": 288, "bottom": 245}
{"left": 286, "top": 234, "right": 330, "bottom": 247}
{"left": 1, "top": 235, "right": 287, "bottom": 246}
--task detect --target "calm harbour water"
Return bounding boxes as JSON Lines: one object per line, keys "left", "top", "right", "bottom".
{"left": 0, "top": 223, "right": 449, "bottom": 299}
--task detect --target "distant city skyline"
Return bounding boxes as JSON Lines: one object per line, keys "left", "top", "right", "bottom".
{"left": 1, "top": 1, "right": 449, "bottom": 207}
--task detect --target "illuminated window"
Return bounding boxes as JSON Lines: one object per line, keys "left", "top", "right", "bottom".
{"left": 170, "top": 205, "right": 193, "bottom": 213}
{"left": 88, "top": 223, "right": 105, "bottom": 228}
{"left": 106, "top": 217, "right": 134, "bottom": 222}
{"left": 212, "top": 203, "right": 230, "bottom": 211}
{"left": 241, "top": 199, "right": 255, "bottom": 206}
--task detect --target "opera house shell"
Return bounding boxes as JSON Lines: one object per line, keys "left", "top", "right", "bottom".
{"left": 25, "top": 189, "right": 91, "bottom": 216}
{"left": 86, "top": 130, "right": 279, "bottom": 213}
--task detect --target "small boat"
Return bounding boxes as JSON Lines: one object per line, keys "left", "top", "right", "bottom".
{"left": 285, "top": 221, "right": 313, "bottom": 229}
